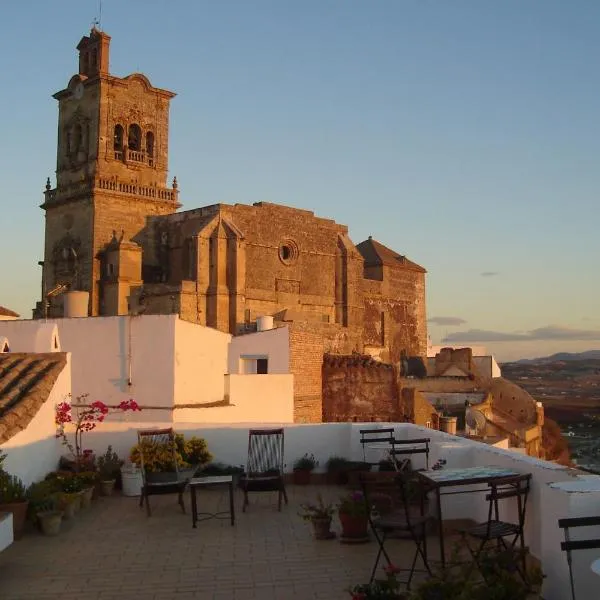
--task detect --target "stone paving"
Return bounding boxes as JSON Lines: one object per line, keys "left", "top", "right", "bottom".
{"left": 0, "top": 484, "right": 442, "bottom": 600}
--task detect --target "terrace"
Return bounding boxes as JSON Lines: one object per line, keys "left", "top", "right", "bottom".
{"left": 2, "top": 421, "right": 600, "bottom": 599}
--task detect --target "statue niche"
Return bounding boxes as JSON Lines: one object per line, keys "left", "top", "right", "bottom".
{"left": 52, "top": 234, "right": 82, "bottom": 289}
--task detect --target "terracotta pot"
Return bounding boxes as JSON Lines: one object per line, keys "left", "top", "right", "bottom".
{"left": 293, "top": 469, "right": 312, "bottom": 485}
{"left": 37, "top": 510, "right": 63, "bottom": 536}
{"left": 311, "top": 517, "right": 333, "bottom": 540}
{"left": 339, "top": 513, "right": 369, "bottom": 539}
{"left": 0, "top": 500, "right": 29, "bottom": 540}
{"left": 100, "top": 479, "right": 116, "bottom": 496}
{"left": 80, "top": 487, "right": 94, "bottom": 508}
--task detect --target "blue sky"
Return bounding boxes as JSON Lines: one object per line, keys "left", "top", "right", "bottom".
{"left": 0, "top": 0, "right": 598, "bottom": 361}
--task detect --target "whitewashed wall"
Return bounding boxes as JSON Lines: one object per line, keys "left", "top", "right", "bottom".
{"left": 0, "top": 513, "right": 12, "bottom": 552}
{"left": 0, "top": 356, "right": 71, "bottom": 486}
{"left": 227, "top": 326, "right": 290, "bottom": 374}
{"left": 0, "top": 322, "right": 60, "bottom": 353}
{"left": 174, "top": 319, "right": 230, "bottom": 405}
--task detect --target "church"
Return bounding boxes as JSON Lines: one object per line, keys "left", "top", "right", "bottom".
{"left": 37, "top": 27, "right": 427, "bottom": 365}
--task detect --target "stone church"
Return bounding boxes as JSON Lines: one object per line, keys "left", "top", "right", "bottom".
{"left": 37, "top": 27, "right": 427, "bottom": 365}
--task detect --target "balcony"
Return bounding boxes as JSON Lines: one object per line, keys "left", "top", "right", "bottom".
{"left": 1, "top": 421, "right": 600, "bottom": 599}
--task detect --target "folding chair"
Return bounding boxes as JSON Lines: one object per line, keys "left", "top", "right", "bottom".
{"left": 462, "top": 474, "right": 531, "bottom": 582}
{"left": 137, "top": 428, "right": 189, "bottom": 517}
{"left": 360, "top": 472, "right": 432, "bottom": 589}
{"left": 240, "top": 428, "right": 288, "bottom": 512}
{"left": 389, "top": 438, "right": 430, "bottom": 472}
{"left": 359, "top": 427, "right": 396, "bottom": 467}
{"left": 558, "top": 516, "right": 600, "bottom": 600}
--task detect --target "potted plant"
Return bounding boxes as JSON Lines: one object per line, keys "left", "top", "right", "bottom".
{"left": 0, "top": 452, "right": 29, "bottom": 539}
{"left": 338, "top": 490, "right": 369, "bottom": 541}
{"left": 26, "top": 478, "right": 64, "bottom": 536}
{"left": 299, "top": 494, "right": 336, "bottom": 540}
{"left": 348, "top": 564, "right": 408, "bottom": 599}
{"left": 97, "top": 446, "right": 123, "bottom": 495}
{"left": 77, "top": 471, "right": 98, "bottom": 507}
{"left": 129, "top": 433, "right": 212, "bottom": 482}
{"left": 326, "top": 456, "right": 351, "bottom": 485}
{"left": 52, "top": 473, "right": 84, "bottom": 518}
{"left": 293, "top": 453, "right": 317, "bottom": 485}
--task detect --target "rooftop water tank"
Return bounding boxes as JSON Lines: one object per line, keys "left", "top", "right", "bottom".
{"left": 256, "top": 315, "right": 274, "bottom": 331}
{"left": 63, "top": 291, "right": 89, "bottom": 318}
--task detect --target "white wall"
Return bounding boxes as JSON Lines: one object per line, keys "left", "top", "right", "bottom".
{"left": 0, "top": 315, "right": 177, "bottom": 410}
{"left": 0, "top": 513, "right": 13, "bottom": 552}
{"left": 174, "top": 319, "right": 230, "bottom": 405}
{"left": 228, "top": 326, "right": 290, "bottom": 374}
{"left": 0, "top": 356, "right": 71, "bottom": 487}
{"left": 0, "top": 321, "right": 60, "bottom": 353}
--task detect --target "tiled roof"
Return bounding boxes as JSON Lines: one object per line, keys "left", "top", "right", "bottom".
{"left": 0, "top": 353, "right": 67, "bottom": 444}
{"left": 0, "top": 306, "right": 19, "bottom": 318}
{"left": 356, "top": 237, "right": 426, "bottom": 273}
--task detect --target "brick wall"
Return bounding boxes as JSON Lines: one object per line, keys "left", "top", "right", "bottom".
{"left": 322, "top": 354, "right": 399, "bottom": 422}
{"left": 288, "top": 325, "right": 324, "bottom": 423}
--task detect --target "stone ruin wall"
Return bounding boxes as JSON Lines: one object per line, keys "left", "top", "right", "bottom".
{"left": 322, "top": 353, "right": 399, "bottom": 422}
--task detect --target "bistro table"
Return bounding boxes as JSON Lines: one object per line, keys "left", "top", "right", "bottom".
{"left": 415, "top": 465, "right": 521, "bottom": 566}
{"left": 189, "top": 475, "right": 235, "bottom": 528}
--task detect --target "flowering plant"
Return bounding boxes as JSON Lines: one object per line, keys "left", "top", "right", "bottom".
{"left": 299, "top": 494, "right": 335, "bottom": 522}
{"left": 0, "top": 452, "right": 27, "bottom": 503}
{"left": 55, "top": 394, "right": 141, "bottom": 470}
{"left": 348, "top": 564, "right": 405, "bottom": 599}
{"left": 338, "top": 490, "right": 368, "bottom": 517}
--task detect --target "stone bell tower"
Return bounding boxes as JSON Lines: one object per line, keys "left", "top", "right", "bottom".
{"left": 38, "top": 27, "right": 179, "bottom": 317}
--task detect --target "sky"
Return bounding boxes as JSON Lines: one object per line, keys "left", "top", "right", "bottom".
{"left": 0, "top": 0, "right": 598, "bottom": 362}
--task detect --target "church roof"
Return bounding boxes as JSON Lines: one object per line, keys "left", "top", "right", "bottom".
{"left": 0, "top": 306, "right": 19, "bottom": 318}
{"left": 0, "top": 353, "right": 67, "bottom": 444}
{"left": 356, "top": 237, "right": 426, "bottom": 273}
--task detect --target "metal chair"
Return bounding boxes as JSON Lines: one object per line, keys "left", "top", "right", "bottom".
{"left": 360, "top": 472, "right": 432, "bottom": 589}
{"left": 558, "top": 516, "right": 600, "bottom": 600}
{"left": 389, "top": 438, "right": 430, "bottom": 472}
{"left": 137, "top": 428, "right": 188, "bottom": 517}
{"left": 240, "top": 428, "right": 288, "bottom": 512}
{"left": 359, "top": 427, "right": 396, "bottom": 466}
{"left": 462, "top": 474, "right": 531, "bottom": 582}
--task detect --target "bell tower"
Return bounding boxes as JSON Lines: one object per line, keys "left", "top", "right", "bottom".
{"left": 38, "top": 27, "right": 179, "bottom": 317}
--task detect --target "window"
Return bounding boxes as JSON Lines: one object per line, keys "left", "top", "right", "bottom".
{"left": 91, "top": 48, "right": 98, "bottom": 70}
{"left": 278, "top": 239, "right": 299, "bottom": 265}
{"left": 73, "top": 124, "right": 83, "bottom": 151}
{"left": 114, "top": 125, "right": 124, "bottom": 151}
{"left": 65, "top": 128, "right": 72, "bottom": 155}
{"left": 128, "top": 124, "right": 142, "bottom": 151}
{"left": 240, "top": 355, "right": 269, "bottom": 374}
{"left": 146, "top": 132, "right": 154, "bottom": 158}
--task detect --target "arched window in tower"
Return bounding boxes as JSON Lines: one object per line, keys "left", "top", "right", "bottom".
{"left": 114, "top": 125, "right": 124, "bottom": 159}
{"left": 146, "top": 131, "right": 155, "bottom": 166}
{"left": 65, "top": 127, "right": 72, "bottom": 156}
{"left": 128, "top": 124, "right": 142, "bottom": 151}
{"left": 91, "top": 48, "right": 98, "bottom": 70}
{"left": 73, "top": 124, "right": 83, "bottom": 152}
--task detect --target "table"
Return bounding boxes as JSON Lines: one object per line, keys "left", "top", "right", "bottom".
{"left": 416, "top": 466, "right": 520, "bottom": 566}
{"left": 189, "top": 475, "right": 235, "bottom": 528}
{"left": 591, "top": 558, "right": 600, "bottom": 576}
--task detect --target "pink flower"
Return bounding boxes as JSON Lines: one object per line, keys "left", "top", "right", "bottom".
{"left": 384, "top": 564, "right": 401, "bottom": 576}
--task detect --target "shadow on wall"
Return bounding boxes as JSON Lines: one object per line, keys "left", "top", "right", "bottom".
{"left": 1, "top": 435, "right": 63, "bottom": 488}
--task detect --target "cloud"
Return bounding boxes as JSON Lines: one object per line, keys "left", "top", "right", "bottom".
{"left": 428, "top": 316, "right": 467, "bottom": 326}
{"left": 480, "top": 271, "right": 499, "bottom": 277}
{"left": 443, "top": 325, "right": 600, "bottom": 343}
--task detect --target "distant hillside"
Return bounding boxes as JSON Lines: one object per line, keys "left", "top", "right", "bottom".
{"left": 510, "top": 350, "right": 600, "bottom": 365}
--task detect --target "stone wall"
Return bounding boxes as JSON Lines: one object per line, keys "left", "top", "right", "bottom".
{"left": 322, "top": 354, "right": 398, "bottom": 422}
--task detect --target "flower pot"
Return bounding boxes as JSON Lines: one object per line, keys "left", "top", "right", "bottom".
{"left": 100, "top": 479, "right": 116, "bottom": 496}
{"left": 37, "top": 510, "right": 63, "bottom": 536}
{"left": 121, "top": 467, "right": 143, "bottom": 497}
{"left": 293, "top": 469, "right": 312, "bottom": 485}
{"left": 311, "top": 517, "right": 334, "bottom": 540}
{"left": 0, "top": 500, "right": 29, "bottom": 540}
{"left": 59, "top": 494, "right": 78, "bottom": 520}
{"left": 339, "top": 513, "right": 369, "bottom": 539}
{"left": 80, "top": 487, "right": 94, "bottom": 508}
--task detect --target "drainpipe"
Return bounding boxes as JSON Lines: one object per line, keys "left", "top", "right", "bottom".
{"left": 127, "top": 315, "right": 133, "bottom": 386}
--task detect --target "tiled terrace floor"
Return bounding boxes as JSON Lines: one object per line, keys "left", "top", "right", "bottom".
{"left": 0, "top": 484, "right": 443, "bottom": 600}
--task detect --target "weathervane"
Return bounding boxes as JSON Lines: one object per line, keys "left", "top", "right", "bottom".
{"left": 92, "top": 0, "right": 102, "bottom": 30}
